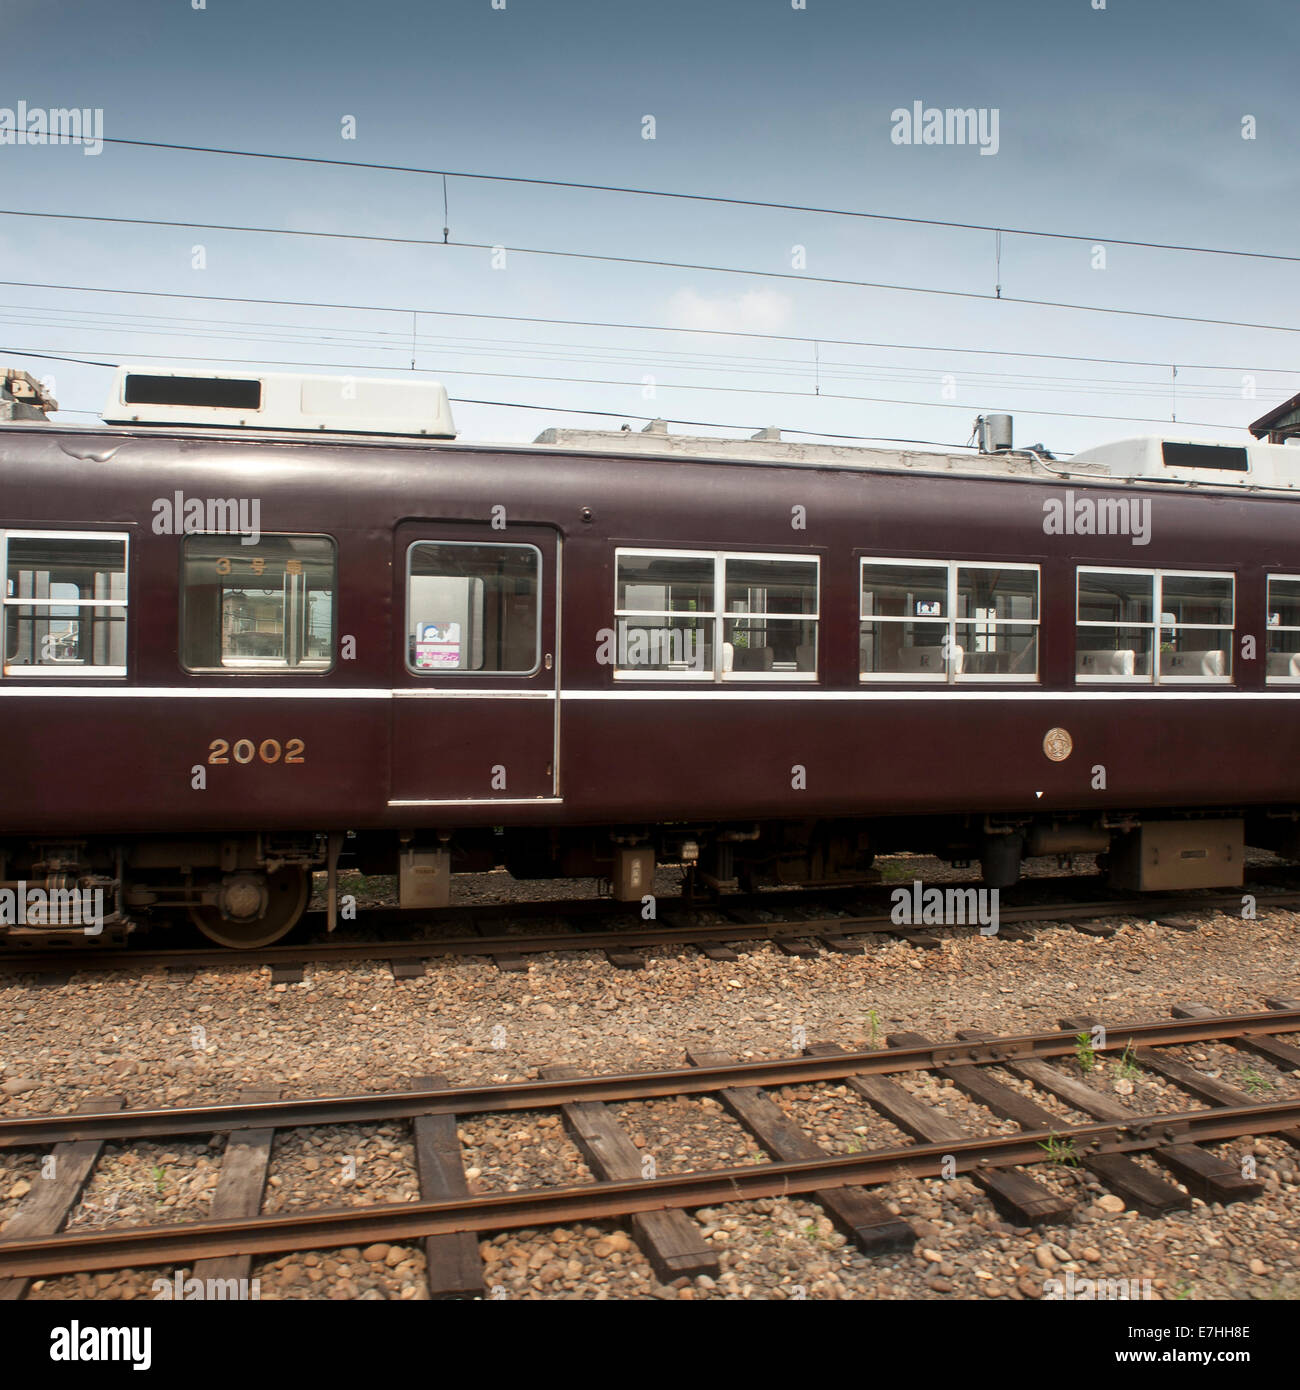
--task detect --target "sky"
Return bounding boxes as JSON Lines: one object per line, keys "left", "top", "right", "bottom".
{"left": 1, "top": 0, "right": 1298, "bottom": 454}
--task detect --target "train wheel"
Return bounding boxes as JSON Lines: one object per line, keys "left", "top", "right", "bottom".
{"left": 189, "top": 866, "right": 310, "bottom": 949}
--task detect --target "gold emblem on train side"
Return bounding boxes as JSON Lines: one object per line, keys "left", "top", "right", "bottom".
{"left": 1042, "top": 727, "right": 1073, "bottom": 762}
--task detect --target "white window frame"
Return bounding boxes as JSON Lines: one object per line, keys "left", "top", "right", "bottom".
{"left": 1075, "top": 566, "right": 1157, "bottom": 685}
{"left": 2, "top": 528, "right": 129, "bottom": 679}
{"left": 1265, "top": 573, "right": 1300, "bottom": 686}
{"left": 614, "top": 547, "right": 819, "bottom": 682}
{"left": 1076, "top": 567, "right": 1234, "bottom": 685}
{"left": 613, "top": 546, "right": 716, "bottom": 682}
{"left": 858, "top": 557, "right": 1040, "bottom": 684}
{"left": 857, "top": 557, "right": 950, "bottom": 684}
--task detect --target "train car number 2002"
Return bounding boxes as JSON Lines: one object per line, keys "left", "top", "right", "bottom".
{"left": 207, "top": 738, "right": 306, "bottom": 766}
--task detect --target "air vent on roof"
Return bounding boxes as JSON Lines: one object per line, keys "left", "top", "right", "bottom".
{"left": 102, "top": 367, "right": 456, "bottom": 438}
{"left": 124, "top": 373, "right": 262, "bottom": 411}
{"left": 1161, "top": 442, "right": 1249, "bottom": 472}
{"left": 1063, "top": 435, "right": 1300, "bottom": 489}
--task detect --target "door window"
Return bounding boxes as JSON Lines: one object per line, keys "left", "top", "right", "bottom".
{"left": 406, "top": 541, "right": 541, "bottom": 674}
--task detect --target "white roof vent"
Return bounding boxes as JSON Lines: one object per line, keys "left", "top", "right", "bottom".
{"left": 1067, "top": 435, "right": 1300, "bottom": 490}
{"left": 102, "top": 367, "right": 456, "bottom": 438}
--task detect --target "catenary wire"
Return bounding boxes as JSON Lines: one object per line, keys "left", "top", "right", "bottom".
{"left": 2, "top": 208, "right": 1297, "bottom": 336}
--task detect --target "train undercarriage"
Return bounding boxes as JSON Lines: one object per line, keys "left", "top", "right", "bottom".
{"left": 2, "top": 808, "right": 1295, "bottom": 950}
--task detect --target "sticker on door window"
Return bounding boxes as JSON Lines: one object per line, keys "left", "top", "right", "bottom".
{"left": 414, "top": 620, "right": 462, "bottom": 669}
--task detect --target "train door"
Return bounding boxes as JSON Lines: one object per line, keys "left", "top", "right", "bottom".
{"left": 390, "top": 522, "right": 561, "bottom": 806}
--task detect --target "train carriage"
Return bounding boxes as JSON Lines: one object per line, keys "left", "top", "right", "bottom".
{"left": 2, "top": 364, "right": 1298, "bottom": 947}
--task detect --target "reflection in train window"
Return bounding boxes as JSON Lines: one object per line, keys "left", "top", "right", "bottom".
{"left": 182, "top": 534, "right": 335, "bottom": 672}
{"left": 860, "top": 558, "right": 1039, "bottom": 682}
{"left": 406, "top": 541, "right": 540, "bottom": 675}
{"left": 3, "top": 531, "right": 128, "bottom": 677}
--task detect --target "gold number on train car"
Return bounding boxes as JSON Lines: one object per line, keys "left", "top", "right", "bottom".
{"left": 206, "top": 737, "right": 305, "bottom": 765}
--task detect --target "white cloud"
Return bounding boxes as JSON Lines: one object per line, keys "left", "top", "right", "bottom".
{"left": 664, "top": 287, "right": 793, "bottom": 335}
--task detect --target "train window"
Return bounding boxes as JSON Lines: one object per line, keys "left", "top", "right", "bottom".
{"left": 1075, "top": 568, "right": 1233, "bottom": 683}
{"left": 859, "top": 561, "right": 949, "bottom": 680}
{"left": 1266, "top": 576, "right": 1300, "bottom": 684}
{"left": 2, "top": 531, "right": 128, "bottom": 677}
{"left": 614, "top": 549, "right": 818, "bottom": 680}
{"left": 1158, "top": 573, "right": 1233, "bottom": 682}
{"left": 181, "top": 535, "right": 335, "bottom": 673}
{"left": 956, "top": 565, "right": 1039, "bottom": 679}
{"left": 722, "top": 555, "right": 819, "bottom": 680}
{"left": 859, "top": 559, "right": 1039, "bottom": 682}
{"left": 1076, "top": 569, "right": 1154, "bottom": 680}
{"left": 615, "top": 551, "right": 714, "bottom": 678}
{"left": 406, "top": 541, "right": 540, "bottom": 675}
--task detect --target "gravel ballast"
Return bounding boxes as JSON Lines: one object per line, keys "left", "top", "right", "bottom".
{"left": 2, "top": 866, "right": 1298, "bottom": 1301}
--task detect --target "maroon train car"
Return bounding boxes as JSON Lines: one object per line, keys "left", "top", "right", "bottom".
{"left": 3, "top": 365, "right": 1299, "bottom": 946}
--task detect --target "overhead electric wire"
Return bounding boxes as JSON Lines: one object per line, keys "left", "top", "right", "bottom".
{"left": 3, "top": 208, "right": 1298, "bottom": 337}
{"left": 0, "top": 305, "right": 1259, "bottom": 401}
{"left": 3, "top": 347, "right": 120, "bottom": 369}
{"left": 0, "top": 315, "right": 1250, "bottom": 405}
{"left": 95, "top": 134, "right": 1300, "bottom": 267}
{"left": 453, "top": 399, "right": 982, "bottom": 449}
{"left": 0, "top": 347, "right": 988, "bottom": 451}
{"left": 0, "top": 343, "right": 1241, "bottom": 431}
{"left": 0, "top": 300, "right": 1268, "bottom": 391}
{"left": 2, "top": 276, "right": 1291, "bottom": 377}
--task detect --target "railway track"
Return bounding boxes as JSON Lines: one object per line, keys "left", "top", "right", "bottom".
{"left": 1, "top": 879, "right": 1297, "bottom": 984}
{"left": 1, "top": 1000, "right": 1297, "bottom": 1297}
